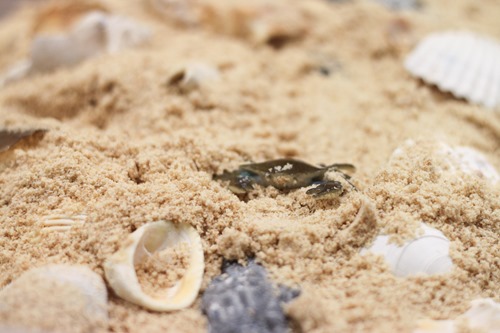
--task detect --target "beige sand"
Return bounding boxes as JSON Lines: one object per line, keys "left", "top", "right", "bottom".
{"left": 0, "top": 0, "right": 498, "bottom": 332}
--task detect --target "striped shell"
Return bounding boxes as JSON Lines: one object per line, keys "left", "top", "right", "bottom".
{"left": 405, "top": 31, "right": 500, "bottom": 109}
{"left": 104, "top": 221, "right": 204, "bottom": 311}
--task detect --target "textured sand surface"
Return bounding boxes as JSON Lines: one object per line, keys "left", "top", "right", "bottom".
{"left": 0, "top": 0, "right": 499, "bottom": 332}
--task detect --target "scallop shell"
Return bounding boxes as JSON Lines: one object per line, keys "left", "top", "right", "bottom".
{"left": 361, "top": 223, "right": 453, "bottom": 277}
{"left": 103, "top": 220, "right": 204, "bottom": 311}
{"left": 0, "top": 265, "right": 108, "bottom": 333}
{"left": 413, "top": 298, "right": 500, "bottom": 333}
{"left": 405, "top": 31, "right": 500, "bottom": 109}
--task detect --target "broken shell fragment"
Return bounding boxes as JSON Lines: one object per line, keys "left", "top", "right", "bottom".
{"left": 104, "top": 221, "right": 204, "bottom": 311}
{"left": 413, "top": 298, "right": 500, "bottom": 333}
{"left": 0, "top": 265, "right": 108, "bottom": 333}
{"left": 40, "top": 213, "right": 87, "bottom": 233}
{"left": 168, "top": 63, "right": 220, "bottom": 91}
{"left": 361, "top": 223, "right": 453, "bottom": 277}
{"left": 405, "top": 31, "right": 500, "bottom": 108}
{"left": 0, "top": 128, "right": 47, "bottom": 153}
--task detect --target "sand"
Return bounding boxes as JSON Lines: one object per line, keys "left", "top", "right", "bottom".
{"left": 0, "top": 0, "right": 499, "bottom": 332}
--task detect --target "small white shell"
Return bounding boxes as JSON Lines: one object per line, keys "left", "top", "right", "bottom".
{"left": 361, "top": 223, "right": 453, "bottom": 277}
{"left": 0, "top": 265, "right": 108, "bottom": 333}
{"left": 1, "top": 11, "right": 150, "bottom": 85}
{"left": 405, "top": 31, "right": 500, "bottom": 109}
{"left": 103, "top": 221, "right": 204, "bottom": 311}
{"left": 168, "top": 63, "right": 220, "bottom": 91}
{"left": 413, "top": 298, "right": 500, "bottom": 333}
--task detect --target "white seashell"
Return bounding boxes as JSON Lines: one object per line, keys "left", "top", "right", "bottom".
{"left": 168, "top": 63, "right": 220, "bottom": 91}
{"left": 390, "top": 140, "right": 499, "bottom": 185}
{"left": 413, "top": 298, "right": 500, "bottom": 333}
{"left": 405, "top": 31, "right": 500, "bottom": 109}
{"left": 0, "top": 265, "right": 108, "bottom": 333}
{"left": 1, "top": 11, "right": 150, "bottom": 85}
{"left": 361, "top": 223, "right": 453, "bottom": 277}
{"left": 40, "top": 213, "right": 87, "bottom": 233}
{"left": 103, "top": 221, "right": 204, "bottom": 311}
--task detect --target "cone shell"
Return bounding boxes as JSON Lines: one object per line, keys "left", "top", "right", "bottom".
{"left": 361, "top": 223, "right": 453, "bottom": 277}
{"left": 0, "top": 265, "right": 108, "bottom": 333}
{"left": 405, "top": 31, "right": 500, "bottom": 109}
{"left": 104, "top": 221, "right": 204, "bottom": 312}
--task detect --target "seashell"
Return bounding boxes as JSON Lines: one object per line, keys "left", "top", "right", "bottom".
{"left": 103, "top": 220, "right": 204, "bottom": 311}
{"left": 413, "top": 298, "right": 500, "bottom": 333}
{"left": 372, "top": 0, "right": 421, "bottom": 11}
{"left": 361, "top": 223, "right": 453, "bottom": 277}
{"left": 32, "top": 1, "right": 108, "bottom": 36}
{"left": 147, "top": 0, "right": 201, "bottom": 26}
{"left": 1, "top": 12, "right": 150, "bottom": 85}
{"left": 0, "top": 128, "right": 47, "bottom": 153}
{"left": 390, "top": 140, "right": 499, "bottom": 185}
{"left": 202, "top": 259, "right": 299, "bottom": 333}
{"left": 404, "top": 31, "right": 500, "bottom": 109}
{"left": 40, "top": 213, "right": 87, "bottom": 233}
{"left": 0, "top": 265, "right": 108, "bottom": 333}
{"left": 168, "top": 63, "right": 220, "bottom": 91}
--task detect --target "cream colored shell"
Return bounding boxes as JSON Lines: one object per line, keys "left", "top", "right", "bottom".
{"left": 104, "top": 221, "right": 204, "bottom": 311}
{"left": 0, "top": 265, "right": 108, "bottom": 333}
{"left": 405, "top": 31, "right": 500, "bottom": 109}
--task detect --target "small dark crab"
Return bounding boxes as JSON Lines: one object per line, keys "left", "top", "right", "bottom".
{"left": 214, "top": 158, "right": 356, "bottom": 198}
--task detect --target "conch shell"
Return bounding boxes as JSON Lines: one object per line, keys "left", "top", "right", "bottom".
{"left": 104, "top": 221, "right": 204, "bottom": 311}
{"left": 361, "top": 223, "right": 453, "bottom": 277}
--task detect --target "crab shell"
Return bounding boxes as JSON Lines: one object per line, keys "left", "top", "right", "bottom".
{"left": 104, "top": 221, "right": 204, "bottom": 311}
{"left": 239, "top": 159, "right": 328, "bottom": 189}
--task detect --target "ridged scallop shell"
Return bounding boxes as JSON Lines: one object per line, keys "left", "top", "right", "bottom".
{"left": 405, "top": 31, "right": 500, "bottom": 109}
{"left": 413, "top": 298, "right": 500, "bottom": 333}
{"left": 104, "top": 221, "right": 204, "bottom": 311}
{"left": 361, "top": 223, "right": 453, "bottom": 277}
{"left": 0, "top": 265, "right": 108, "bottom": 333}
{"left": 40, "top": 213, "right": 87, "bottom": 233}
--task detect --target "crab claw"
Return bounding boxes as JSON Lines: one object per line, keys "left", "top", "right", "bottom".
{"left": 306, "top": 181, "right": 343, "bottom": 198}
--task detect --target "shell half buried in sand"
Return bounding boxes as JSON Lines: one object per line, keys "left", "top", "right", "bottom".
{"left": 0, "top": 265, "right": 108, "bottom": 333}
{"left": 405, "top": 31, "right": 500, "bottom": 109}
{"left": 361, "top": 223, "right": 453, "bottom": 277}
{"left": 104, "top": 221, "right": 204, "bottom": 311}
{"left": 413, "top": 298, "right": 500, "bottom": 333}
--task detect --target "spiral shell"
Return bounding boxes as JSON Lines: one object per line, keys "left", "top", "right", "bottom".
{"left": 104, "top": 221, "right": 204, "bottom": 311}
{"left": 361, "top": 223, "right": 453, "bottom": 277}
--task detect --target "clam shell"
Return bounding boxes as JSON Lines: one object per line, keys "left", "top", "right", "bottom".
{"left": 413, "top": 298, "right": 500, "bottom": 333}
{"left": 103, "top": 221, "right": 204, "bottom": 311}
{"left": 405, "top": 31, "right": 500, "bottom": 109}
{"left": 0, "top": 265, "right": 108, "bottom": 333}
{"left": 361, "top": 223, "right": 453, "bottom": 277}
